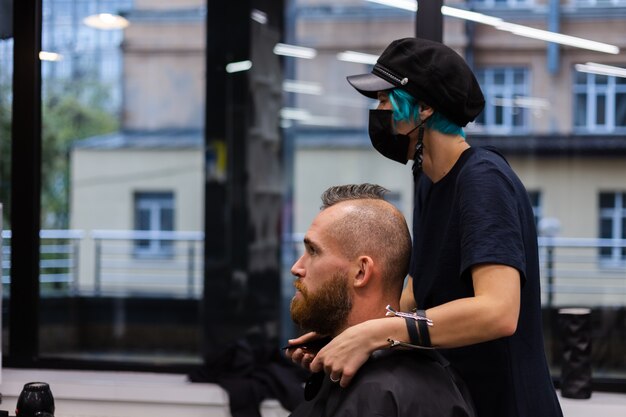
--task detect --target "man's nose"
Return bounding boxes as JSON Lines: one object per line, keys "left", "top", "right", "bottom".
{"left": 291, "top": 255, "right": 305, "bottom": 277}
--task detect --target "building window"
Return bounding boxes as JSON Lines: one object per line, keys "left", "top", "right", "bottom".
{"left": 599, "top": 192, "right": 626, "bottom": 263}
{"left": 134, "top": 192, "right": 175, "bottom": 257}
{"left": 527, "top": 190, "right": 542, "bottom": 227}
{"left": 475, "top": 67, "right": 530, "bottom": 134}
{"left": 574, "top": 68, "right": 626, "bottom": 133}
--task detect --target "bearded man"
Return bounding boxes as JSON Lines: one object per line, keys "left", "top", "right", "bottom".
{"left": 286, "top": 184, "right": 476, "bottom": 417}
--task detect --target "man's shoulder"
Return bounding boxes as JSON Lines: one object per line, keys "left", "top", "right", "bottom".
{"left": 335, "top": 350, "right": 475, "bottom": 417}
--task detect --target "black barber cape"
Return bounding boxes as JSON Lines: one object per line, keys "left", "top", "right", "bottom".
{"left": 290, "top": 349, "right": 476, "bottom": 417}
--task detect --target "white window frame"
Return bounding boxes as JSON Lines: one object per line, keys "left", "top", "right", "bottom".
{"left": 134, "top": 192, "right": 175, "bottom": 258}
{"left": 475, "top": 67, "right": 530, "bottom": 134}
{"left": 573, "top": 69, "right": 626, "bottom": 134}
{"left": 599, "top": 192, "right": 626, "bottom": 265}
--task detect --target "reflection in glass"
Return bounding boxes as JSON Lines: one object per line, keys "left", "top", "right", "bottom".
{"left": 39, "top": 0, "right": 205, "bottom": 365}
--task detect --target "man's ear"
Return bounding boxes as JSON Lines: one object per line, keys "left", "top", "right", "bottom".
{"left": 353, "top": 255, "right": 374, "bottom": 288}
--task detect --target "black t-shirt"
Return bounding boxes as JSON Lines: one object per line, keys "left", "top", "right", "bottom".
{"left": 409, "top": 147, "right": 563, "bottom": 417}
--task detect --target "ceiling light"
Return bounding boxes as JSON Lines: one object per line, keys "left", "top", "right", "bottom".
{"left": 365, "top": 0, "right": 417, "bottom": 12}
{"left": 493, "top": 96, "right": 550, "bottom": 109}
{"left": 83, "top": 13, "right": 129, "bottom": 30}
{"left": 39, "top": 51, "right": 63, "bottom": 62}
{"left": 575, "top": 62, "right": 626, "bottom": 78}
{"left": 273, "top": 43, "right": 317, "bottom": 59}
{"left": 225, "top": 60, "right": 252, "bottom": 73}
{"left": 337, "top": 51, "right": 379, "bottom": 65}
{"left": 283, "top": 80, "right": 323, "bottom": 95}
{"left": 441, "top": 6, "right": 503, "bottom": 26}
{"left": 251, "top": 9, "right": 268, "bottom": 25}
{"left": 496, "top": 22, "right": 619, "bottom": 55}
{"left": 365, "top": 2, "right": 620, "bottom": 55}
{"left": 281, "top": 107, "right": 311, "bottom": 121}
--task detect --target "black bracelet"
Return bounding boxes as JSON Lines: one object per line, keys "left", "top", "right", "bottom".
{"left": 404, "top": 316, "right": 421, "bottom": 345}
{"left": 416, "top": 309, "right": 432, "bottom": 347}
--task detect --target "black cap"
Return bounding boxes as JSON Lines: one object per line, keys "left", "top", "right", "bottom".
{"left": 346, "top": 37, "right": 485, "bottom": 127}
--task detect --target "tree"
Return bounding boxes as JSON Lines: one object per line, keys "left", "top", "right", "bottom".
{"left": 0, "top": 78, "right": 119, "bottom": 230}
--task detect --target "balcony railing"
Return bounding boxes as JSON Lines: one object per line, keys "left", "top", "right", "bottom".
{"left": 1, "top": 231, "right": 625, "bottom": 305}
{"left": 2, "top": 229, "right": 204, "bottom": 298}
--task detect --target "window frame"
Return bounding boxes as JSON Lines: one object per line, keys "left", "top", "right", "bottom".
{"left": 573, "top": 67, "right": 626, "bottom": 134}
{"left": 133, "top": 191, "right": 176, "bottom": 259}
{"left": 598, "top": 191, "right": 626, "bottom": 267}
{"left": 474, "top": 67, "right": 531, "bottom": 134}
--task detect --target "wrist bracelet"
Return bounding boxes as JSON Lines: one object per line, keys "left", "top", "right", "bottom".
{"left": 385, "top": 305, "right": 433, "bottom": 326}
{"left": 404, "top": 317, "right": 421, "bottom": 345}
{"left": 416, "top": 309, "right": 432, "bottom": 347}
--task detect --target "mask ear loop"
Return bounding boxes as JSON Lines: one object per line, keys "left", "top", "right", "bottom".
{"left": 411, "top": 118, "right": 428, "bottom": 179}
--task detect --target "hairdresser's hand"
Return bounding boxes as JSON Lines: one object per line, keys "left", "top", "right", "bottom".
{"left": 284, "top": 331, "right": 325, "bottom": 371}
{"left": 309, "top": 319, "right": 390, "bottom": 388}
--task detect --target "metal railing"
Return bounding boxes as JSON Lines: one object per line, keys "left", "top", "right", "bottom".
{"left": 1, "top": 231, "right": 625, "bottom": 305}
{"left": 2, "top": 229, "right": 204, "bottom": 298}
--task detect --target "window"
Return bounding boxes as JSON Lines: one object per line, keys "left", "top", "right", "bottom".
{"left": 134, "top": 192, "right": 175, "bottom": 257}
{"left": 475, "top": 68, "right": 530, "bottom": 133}
{"left": 574, "top": 68, "right": 626, "bottom": 133}
{"left": 599, "top": 192, "right": 626, "bottom": 263}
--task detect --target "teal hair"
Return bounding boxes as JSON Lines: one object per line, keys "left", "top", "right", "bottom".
{"left": 388, "top": 88, "right": 465, "bottom": 138}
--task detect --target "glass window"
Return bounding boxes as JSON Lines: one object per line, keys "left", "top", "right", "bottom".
{"left": 598, "top": 192, "right": 626, "bottom": 263}
{"left": 475, "top": 68, "right": 530, "bottom": 133}
{"left": 38, "top": 0, "right": 205, "bottom": 365}
{"left": 0, "top": 22, "right": 12, "bottom": 356}
{"left": 573, "top": 68, "right": 626, "bottom": 133}
{"left": 134, "top": 192, "right": 175, "bottom": 257}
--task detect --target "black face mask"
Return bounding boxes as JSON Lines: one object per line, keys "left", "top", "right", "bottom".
{"left": 368, "top": 109, "right": 426, "bottom": 168}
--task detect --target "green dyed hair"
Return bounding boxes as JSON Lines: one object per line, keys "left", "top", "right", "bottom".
{"left": 388, "top": 88, "right": 466, "bottom": 138}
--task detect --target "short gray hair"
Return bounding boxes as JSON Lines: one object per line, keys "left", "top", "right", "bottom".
{"left": 320, "top": 183, "right": 389, "bottom": 209}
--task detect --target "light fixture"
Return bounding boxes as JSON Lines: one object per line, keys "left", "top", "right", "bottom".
{"left": 442, "top": 6, "right": 620, "bottom": 55}
{"left": 440, "top": 6, "right": 503, "bottom": 26}
{"left": 575, "top": 62, "right": 626, "bottom": 78}
{"left": 366, "top": 1, "right": 620, "bottom": 55}
{"left": 251, "top": 9, "right": 268, "bottom": 25}
{"left": 365, "top": 0, "right": 417, "bottom": 12}
{"left": 83, "top": 13, "right": 129, "bottom": 30}
{"left": 281, "top": 107, "right": 311, "bottom": 121}
{"left": 39, "top": 51, "right": 63, "bottom": 62}
{"left": 273, "top": 43, "right": 317, "bottom": 59}
{"left": 495, "top": 22, "right": 619, "bottom": 55}
{"left": 283, "top": 80, "right": 323, "bottom": 95}
{"left": 493, "top": 96, "right": 550, "bottom": 110}
{"left": 225, "top": 60, "right": 252, "bottom": 73}
{"left": 337, "top": 50, "right": 379, "bottom": 65}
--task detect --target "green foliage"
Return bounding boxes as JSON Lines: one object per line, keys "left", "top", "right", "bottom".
{"left": 0, "top": 79, "right": 119, "bottom": 229}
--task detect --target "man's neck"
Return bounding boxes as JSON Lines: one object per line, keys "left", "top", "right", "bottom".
{"left": 333, "top": 296, "right": 400, "bottom": 336}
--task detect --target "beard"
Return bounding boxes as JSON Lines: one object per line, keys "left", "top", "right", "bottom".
{"left": 290, "top": 271, "right": 353, "bottom": 336}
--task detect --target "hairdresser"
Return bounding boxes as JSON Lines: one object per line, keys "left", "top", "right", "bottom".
{"left": 286, "top": 38, "right": 563, "bottom": 417}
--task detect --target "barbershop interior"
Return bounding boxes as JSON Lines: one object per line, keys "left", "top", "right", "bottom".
{"left": 0, "top": 0, "right": 625, "bottom": 416}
